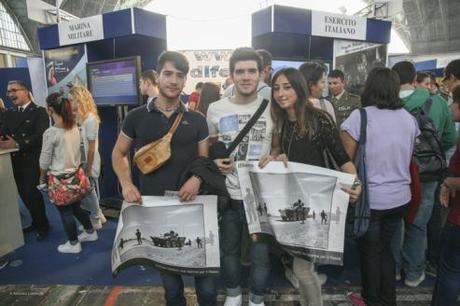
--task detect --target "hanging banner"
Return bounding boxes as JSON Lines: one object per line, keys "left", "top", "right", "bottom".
{"left": 334, "top": 40, "right": 387, "bottom": 94}
{"left": 43, "top": 45, "right": 88, "bottom": 96}
{"left": 312, "top": 11, "right": 367, "bottom": 41}
{"left": 58, "top": 15, "right": 104, "bottom": 46}
{"left": 181, "top": 49, "right": 232, "bottom": 94}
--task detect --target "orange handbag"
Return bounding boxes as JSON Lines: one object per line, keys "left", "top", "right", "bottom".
{"left": 133, "top": 112, "right": 183, "bottom": 175}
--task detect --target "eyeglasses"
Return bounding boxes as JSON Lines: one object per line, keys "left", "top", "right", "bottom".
{"left": 6, "top": 88, "right": 26, "bottom": 94}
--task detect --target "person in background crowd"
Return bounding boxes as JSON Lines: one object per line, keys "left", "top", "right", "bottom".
{"left": 222, "top": 49, "right": 272, "bottom": 101}
{"left": 139, "top": 69, "right": 159, "bottom": 104}
{"left": 39, "top": 93, "right": 97, "bottom": 253}
{"left": 207, "top": 47, "right": 274, "bottom": 306}
{"left": 112, "top": 51, "right": 215, "bottom": 306}
{"left": 188, "top": 81, "right": 203, "bottom": 110}
{"left": 415, "top": 71, "right": 432, "bottom": 91}
{"left": 196, "top": 82, "right": 220, "bottom": 116}
{"left": 223, "top": 76, "right": 234, "bottom": 91}
{"left": 391, "top": 61, "right": 456, "bottom": 288}
{"left": 259, "top": 67, "right": 360, "bottom": 306}
{"left": 299, "top": 62, "right": 336, "bottom": 122}
{"left": 443, "top": 59, "right": 460, "bottom": 98}
{"left": 0, "top": 98, "right": 5, "bottom": 131}
{"left": 426, "top": 72, "right": 442, "bottom": 96}
{"left": 432, "top": 84, "right": 460, "bottom": 306}
{"left": 0, "top": 80, "right": 50, "bottom": 241}
{"left": 342, "top": 67, "right": 420, "bottom": 306}
{"left": 69, "top": 86, "right": 106, "bottom": 230}
{"left": 327, "top": 69, "right": 361, "bottom": 127}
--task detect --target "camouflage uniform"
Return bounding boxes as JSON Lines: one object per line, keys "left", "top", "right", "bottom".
{"left": 330, "top": 91, "right": 361, "bottom": 127}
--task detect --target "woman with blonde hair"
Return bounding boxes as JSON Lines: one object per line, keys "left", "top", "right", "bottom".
{"left": 68, "top": 86, "right": 105, "bottom": 229}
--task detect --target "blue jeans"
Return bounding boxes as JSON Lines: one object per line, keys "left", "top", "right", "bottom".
{"left": 160, "top": 272, "right": 216, "bottom": 306}
{"left": 427, "top": 186, "right": 442, "bottom": 268}
{"left": 220, "top": 200, "right": 271, "bottom": 303}
{"left": 431, "top": 222, "right": 460, "bottom": 306}
{"left": 80, "top": 177, "right": 102, "bottom": 219}
{"left": 392, "top": 181, "right": 437, "bottom": 281}
{"left": 358, "top": 204, "right": 406, "bottom": 306}
{"left": 57, "top": 201, "right": 93, "bottom": 242}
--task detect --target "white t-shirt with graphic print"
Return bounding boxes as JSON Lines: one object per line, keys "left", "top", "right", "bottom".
{"left": 207, "top": 95, "right": 274, "bottom": 200}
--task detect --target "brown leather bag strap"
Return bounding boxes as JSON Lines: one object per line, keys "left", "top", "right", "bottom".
{"left": 168, "top": 111, "right": 184, "bottom": 135}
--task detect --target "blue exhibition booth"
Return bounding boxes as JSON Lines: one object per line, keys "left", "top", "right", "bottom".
{"left": 36, "top": 7, "right": 167, "bottom": 201}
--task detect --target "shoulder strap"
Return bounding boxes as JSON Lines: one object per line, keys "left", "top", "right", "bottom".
{"left": 168, "top": 112, "right": 184, "bottom": 136}
{"left": 319, "top": 98, "right": 327, "bottom": 111}
{"left": 257, "top": 84, "right": 269, "bottom": 93}
{"left": 227, "top": 99, "right": 269, "bottom": 154}
{"left": 358, "top": 108, "right": 367, "bottom": 146}
{"left": 421, "top": 96, "right": 434, "bottom": 114}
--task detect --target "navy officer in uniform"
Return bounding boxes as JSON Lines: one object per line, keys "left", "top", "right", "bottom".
{"left": 0, "top": 80, "right": 50, "bottom": 240}
{"left": 328, "top": 69, "right": 361, "bottom": 127}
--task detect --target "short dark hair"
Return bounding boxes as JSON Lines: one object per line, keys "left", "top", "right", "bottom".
{"left": 426, "top": 71, "right": 437, "bottom": 85}
{"left": 229, "top": 47, "right": 263, "bottom": 74}
{"left": 416, "top": 71, "right": 430, "bottom": 84}
{"left": 195, "top": 82, "right": 204, "bottom": 90}
{"left": 391, "top": 61, "right": 415, "bottom": 85}
{"left": 444, "top": 59, "right": 460, "bottom": 81}
{"left": 7, "top": 80, "right": 30, "bottom": 91}
{"left": 298, "top": 62, "right": 327, "bottom": 90}
{"left": 452, "top": 85, "right": 460, "bottom": 105}
{"left": 328, "top": 69, "right": 345, "bottom": 81}
{"left": 256, "top": 49, "right": 272, "bottom": 67}
{"left": 361, "top": 67, "right": 403, "bottom": 110}
{"left": 157, "top": 51, "right": 189, "bottom": 74}
{"left": 141, "top": 69, "right": 157, "bottom": 85}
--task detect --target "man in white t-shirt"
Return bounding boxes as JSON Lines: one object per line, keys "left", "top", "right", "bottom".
{"left": 207, "top": 47, "right": 274, "bottom": 306}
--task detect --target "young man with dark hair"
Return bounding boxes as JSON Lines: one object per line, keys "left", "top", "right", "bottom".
{"left": 222, "top": 49, "right": 272, "bottom": 101}
{"left": 139, "top": 69, "right": 159, "bottom": 103}
{"left": 0, "top": 80, "right": 50, "bottom": 241}
{"left": 327, "top": 69, "right": 361, "bottom": 126}
{"left": 444, "top": 59, "right": 460, "bottom": 96}
{"left": 112, "top": 51, "right": 215, "bottom": 306}
{"left": 207, "top": 47, "right": 274, "bottom": 306}
{"left": 391, "top": 60, "right": 456, "bottom": 288}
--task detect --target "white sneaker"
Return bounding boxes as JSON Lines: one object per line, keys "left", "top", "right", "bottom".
{"left": 57, "top": 241, "right": 82, "bottom": 253}
{"left": 224, "top": 295, "right": 242, "bottom": 306}
{"left": 404, "top": 272, "right": 425, "bottom": 287}
{"left": 99, "top": 213, "right": 107, "bottom": 224}
{"left": 249, "top": 301, "right": 265, "bottom": 306}
{"left": 90, "top": 217, "right": 102, "bottom": 230}
{"left": 78, "top": 230, "right": 98, "bottom": 242}
{"left": 318, "top": 273, "right": 327, "bottom": 286}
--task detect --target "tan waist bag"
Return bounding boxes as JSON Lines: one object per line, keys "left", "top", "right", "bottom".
{"left": 133, "top": 112, "right": 183, "bottom": 175}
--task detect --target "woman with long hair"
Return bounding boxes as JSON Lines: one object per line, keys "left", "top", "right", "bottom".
{"left": 39, "top": 93, "right": 97, "bottom": 253}
{"left": 68, "top": 86, "right": 105, "bottom": 229}
{"left": 196, "top": 82, "right": 220, "bottom": 116}
{"left": 259, "top": 68, "right": 360, "bottom": 306}
{"left": 341, "top": 67, "right": 419, "bottom": 306}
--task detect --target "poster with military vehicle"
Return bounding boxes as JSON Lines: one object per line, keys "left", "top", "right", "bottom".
{"left": 237, "top": 161, "right": 355, "bottom": 265}
{"left": 111, "top": 196, "right": 220, "bottom": 276}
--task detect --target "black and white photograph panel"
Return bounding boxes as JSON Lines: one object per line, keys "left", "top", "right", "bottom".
{"left": 249, "top": 172, "right": 337, "bottom": 250}
{"left": 115, "top": 204, "right": 207, "bottom": 269}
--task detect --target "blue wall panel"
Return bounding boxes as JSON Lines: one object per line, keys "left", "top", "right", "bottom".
{"left": 273, "top": 5, "right": 310, "bottom": 35}
{"left": 133, "top": 8, "right": 166, "bottom": 40}
{"left": 252, "top": 7, "right": 272, "bottom": 37}
{"left": 103, "top": 9, "right": 132, "bottom": 39}
{"left": 38, "top": 25, "right": 59, "bottom": 50}
{"left": 366, "top": 19, "right": 391, "bottom": 44}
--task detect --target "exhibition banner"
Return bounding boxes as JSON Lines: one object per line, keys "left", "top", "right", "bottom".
{"left": 43, "top": 45, "right": 87, "bottom": 95}
{"left": 311, "top": 11, "right": 367, "bottom": 41}
{"left": 333, "top": 40, "right": 387, "bottom": 94}
{"left": 237, "top": 161, "right": 355, "bottom": 265}
{"left": 112, "top": 196, "right": 220, "bottom": 276}
{"left": 58, "top": 15, "right": 104, "bottom": 46}
{"left": 181, "top": 49, "right": 232, "bottom": 94}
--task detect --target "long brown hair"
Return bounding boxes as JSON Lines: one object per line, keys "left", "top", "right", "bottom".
{"left": 271, "top": 68, "right": 321, "bottom": 139}
{"left": 197, "top": 82, "right": 220, "bottom": 115}
{"left": 46, "top": 93, "right": 75, "bottom": 130}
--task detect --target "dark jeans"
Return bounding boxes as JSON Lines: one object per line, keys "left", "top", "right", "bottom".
{"left": 160, "top": 272, "right": 217, "bottom": 306}
{"left": 431, "top": 222, "right": 460, "bottom": 306}
{"left": 427, "top": 186, "right": 443, "bottom": 268}
{"left": 358, "top": 204, "right": 406, "bottom": 306}
{"left": 57, "top": 201, "right": 93, "bottom": 242}
{"left": 13, "top": 166, "right": 49, "bottom": 233}
{"left": 220, "top": 200, "right": 271, "bottom": 302}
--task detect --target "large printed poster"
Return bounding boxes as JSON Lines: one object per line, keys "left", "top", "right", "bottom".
{"left": 43, "top": 45, "right": 87, "bottom": 95}
{"left": 334, "top": 40, "right": 387, "bottom": 94}
{"left": 112, "top": 196, "right": 220, "bottom": 276}
{"left": 237, "top": 161, "right": 355, "bottom": 265}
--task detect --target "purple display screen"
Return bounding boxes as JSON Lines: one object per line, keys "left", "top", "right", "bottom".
{"left": 87, "top": 57, "right": 140, "bottom": 105}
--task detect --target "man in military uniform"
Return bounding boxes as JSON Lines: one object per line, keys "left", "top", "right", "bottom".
{"left": 328, "top": 69, "right": 361, "bottom": 127}
{"left": 0, "top": 80, "right": 50, "bottom": 240}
